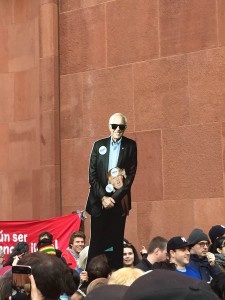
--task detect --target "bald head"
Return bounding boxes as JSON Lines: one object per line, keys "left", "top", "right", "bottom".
{"left": 109, "top": 113, "right": 127, "bottom": 125}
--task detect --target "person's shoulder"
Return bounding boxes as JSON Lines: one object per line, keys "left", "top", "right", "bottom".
{"left": 186, "top": 265, "right": 200, "bottom": 273}
{"left": 136, "top": 258, "right": 152, "bottom": 271}
{"left": 94, "top": 137, "right": 110, "bottom": 145}
{"left": 189, "top": 254, "right": 201, "bottom": 262}
{"left": 122, "top": 136, "right": 136, "bottom": 145}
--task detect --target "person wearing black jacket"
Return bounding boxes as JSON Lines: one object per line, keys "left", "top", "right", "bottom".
{"left": 86, "top": 113, "right": 137, "bottom": 270}
{"left": 135, "top": 236, "right": 168, "bottom": 272}
{"left": 187, "top": 228, "right": 222, "bottom": 282}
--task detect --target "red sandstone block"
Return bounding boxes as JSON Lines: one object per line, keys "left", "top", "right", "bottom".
{"left": 59, "top": 0, "right": 111, "bottom": 12}
{"left": 132, "top": 131, "right": 163, "bottom": 203}
{"left": 0, "top": 123, "right": 9, "bottom": 172}
{"left": 188, "top": 48, "right": 225, "bottom": 124}
{"left": 0, "top": 0, "right": 13, "bottom": 27}
{"left": 60, "top": 73, "right": 83, "bottom": 139}
{"left": 0, "top": 174, "right": 12, "bottom": 220}
{"left": 40, "top": 56, "right": 59, "bottom": 112}
{"left": 193, "top": 198, "right": 225, "bottom": 231}
{"left": 40, "top": 3, "right": 58, "bottom": 58}
{"left": 40, "top": 110, "right": 60, "bottom": 166}
{"left": 13, "top": 0, "right": 39, "bottom": 22}
{"left": 162, "top": 123, "right": 223, "bottom": 200}
{"left": 107, "top": 0, "right": 159, "bottom": 66}
{"left": 0, "top": 29, "right": 9, "bottom": 72}
{"left": 222, "top": 122, "right": 225, "bottom": 173}
{"left": 218, "top": 0, "right": 225, "bottom": 46}
{"left": 8, "top": 21, "right": 35, "bottom": 72}
{"left": 136, "top": 199, "right": 194, "bottom": 241}
{"left": 61, "top": 138, "right": 93, "bottom": 206}
{"left": 133, "top": 55, "right": 190, "bottom": 131}
{"left": 12, "top": 171, "right": 33, "bottom": 219}
{"left": 0, "top": 74, "right": 14, "bottom": 122}
{"left": 82, "top": 65, "right": 134, "bottom": 137}
{"left": 159, "top": 0, "right": 217, "bottom": 56}
{"left": 9, "top": 120, "right": 39, "bottom": 171}
{"left": 60, "top": 5, "right": 106, "bottom": 74}
{"left": 14, "top": 68, "right": 39, "bottom": 121}
{"left": 32, "top": 166, "right": 61, "bottom": 219}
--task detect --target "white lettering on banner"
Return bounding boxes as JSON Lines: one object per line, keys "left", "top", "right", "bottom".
{"left": 54, "top": 240, "right": 58, "bottom": 249}
{"left": 13, "top": 233, "right": 28, "bottom": 242}
{"left": 0, "top": 245, "right": 14, "bottom": 254}
{"left": 0, "top": 213, "right": 82, "bottom": 259}
{"left": 0, "top": 231, "right": 28, "bottom": 243}
{"left": 0, "top": 230, "right": 10, "bottom": 242}
{"left": 30, "top": 243, "right": 37, "bottom": 253}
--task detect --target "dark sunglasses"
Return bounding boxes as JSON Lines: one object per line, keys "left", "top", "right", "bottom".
{"left": 110, "top": 124, "right": 126, "bottom": 130}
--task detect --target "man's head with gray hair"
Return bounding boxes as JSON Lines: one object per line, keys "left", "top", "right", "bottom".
{"left": 109, "top": 113, "right": 127, "bottom": 125}
{"left": 108, "top": 113, "right": 127, "bottom": 142}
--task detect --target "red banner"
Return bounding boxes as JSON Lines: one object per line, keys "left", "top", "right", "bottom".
{"left": 0, "top": 213, "right": 82, "bottom": 259}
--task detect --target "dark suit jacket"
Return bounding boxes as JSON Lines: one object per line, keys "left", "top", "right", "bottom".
{"left": 86, "top": 136, "right": 137, "bottom": 217}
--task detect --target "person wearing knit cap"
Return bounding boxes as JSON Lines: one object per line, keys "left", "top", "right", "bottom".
{"left": 38, "top": 231, "right": 64, "bottom": 259}
{"left": 167, "top": 236, "right": 201, "bottom": 280}
{"left": 37, "top": 238, "right": 57, "bottom": 255}
{"left": 37, "top": 232, "right": 57, "bottom": 255}
{"left": 187, "top": 228, "right": 222, "bottom": 282}
{"left": 209, "top": 225, "right": 225, "bottom": 243}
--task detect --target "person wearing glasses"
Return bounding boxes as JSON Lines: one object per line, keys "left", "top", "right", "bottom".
{"left": 187, "top": 228, "right": 222, "bottom": 281}
{"left": 86, "top": 112, "right": 137, "bottom": 271}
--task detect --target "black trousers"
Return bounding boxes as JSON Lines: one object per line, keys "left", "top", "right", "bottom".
{"left": 87, "top": 205, "right": 126, "bottom": 271}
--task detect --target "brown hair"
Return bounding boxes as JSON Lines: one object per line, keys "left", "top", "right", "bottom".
{"left": 69, "top": 231, "right": 85, "bottom": 248}
{"left": 148, "top": 236, "right": 167, "bottom": 254}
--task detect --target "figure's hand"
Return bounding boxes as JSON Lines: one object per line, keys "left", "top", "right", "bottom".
{"left": 206, "top": 252, "right": 215, "bottom": 266}
{"left": 80, "top": 271, "right": 88, "bottom": 283}
{"left": 102, "top": 196, "right": 115, "bottom": 209}
{"left": 140, "top": 246, "right": 148, "bottom": 257}
{"left": 29, "top": 275, "right": 43, "bottom": 300}
{"left": 140, "top": 246, "right": 148, "bottom": 255}
{"left": 12, "top": 255, "right": 20, "bottom": 266}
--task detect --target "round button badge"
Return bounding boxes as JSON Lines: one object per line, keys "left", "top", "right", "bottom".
{"left": 105, "top": 184, "right": 114, "bottom": 193}
{"left": 111, "top": 168, "right": 119, "bottom": 177}
{"left": 99, "top": 146, "right": 107, "bottom": 155}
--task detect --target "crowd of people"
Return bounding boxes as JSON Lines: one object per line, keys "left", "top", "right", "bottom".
{"left": 0, "top": 224, "right": 225, "bottom": 299}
